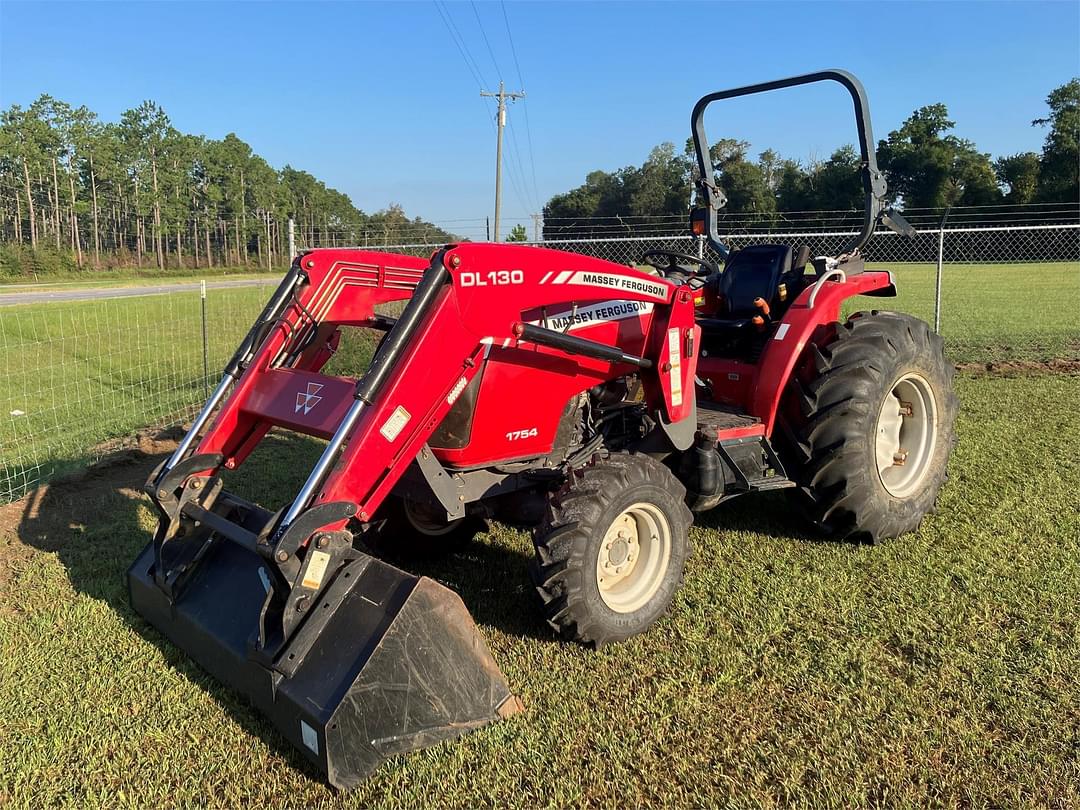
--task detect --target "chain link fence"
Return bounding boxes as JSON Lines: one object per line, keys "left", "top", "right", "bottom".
{"left": 327, "top": 223, "right": 1079, "bottom": 364}
{"left": 1, "top": 222, "right": 1076, "bottom": 503}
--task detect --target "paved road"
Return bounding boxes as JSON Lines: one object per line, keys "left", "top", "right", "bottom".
{"left": 0, "top": 277, "right": 274, "bottom": 307}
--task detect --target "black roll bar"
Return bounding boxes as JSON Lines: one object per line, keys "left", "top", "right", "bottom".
{"left": 691, "top": 69, "right": 888, "bottom": 258}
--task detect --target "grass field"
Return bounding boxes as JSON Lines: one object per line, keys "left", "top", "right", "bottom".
{"left": 0, "top": 246, "right": 277, "bottom": 283}
{"left": 1, "top": 260, "right": 1077, "bottom": 503}
{"left": 0, "top": 282, "right": 278, "bottom": 500}
{"left": 0, "top": 370, "right": 1077, "bottom": 807}
{"left": 848, "top": 261, "right": 1079, "bottom": 362}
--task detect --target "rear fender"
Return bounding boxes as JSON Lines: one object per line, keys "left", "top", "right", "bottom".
{"left": 751, "top": 270, "right": 894, "bottom": 435}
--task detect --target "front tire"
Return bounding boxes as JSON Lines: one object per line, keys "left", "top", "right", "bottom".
{"left": 530, "top": 453, "right": 693, "bottom": 647}
{"left": 780, "top": 311, "right": 957, "bottom": 543}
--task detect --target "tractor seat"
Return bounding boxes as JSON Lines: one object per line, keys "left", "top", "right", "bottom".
{"left": 698, "top": 244, "right": 810, "bottom": 331}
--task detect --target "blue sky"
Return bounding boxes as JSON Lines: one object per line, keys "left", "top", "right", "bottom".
{"left": 2, "top": 1, "right": 1077, "bottom": 238}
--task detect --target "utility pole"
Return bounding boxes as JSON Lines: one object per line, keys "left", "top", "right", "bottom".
{"left": 480, "top": 81, "right": 524, "bottom": 241}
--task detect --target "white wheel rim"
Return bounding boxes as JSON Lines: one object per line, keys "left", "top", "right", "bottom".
{"left": 402, "top": 499, "right": 458, "bottom": 536}
{"left": 595, "top": 502, "right": 672, "bottom": 614}
{"left": 875, "top": 372, "right": 938, "bottom": 498}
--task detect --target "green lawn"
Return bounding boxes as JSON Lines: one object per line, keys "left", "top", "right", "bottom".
{"left": 0, "top": 249, "right": 280, "bottom": 283}
{"left": 850, "top": 261, "right": 1080, "bottom": 363}
{"left": 1, "top": 260, "right": 1077, "bottom": 504}
{"left": 1, "top": 371, "right": 1077, "bottom": 807}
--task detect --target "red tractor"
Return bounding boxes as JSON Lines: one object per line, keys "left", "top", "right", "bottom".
{"left": 129, "top": 70, "right": 956, "bottom": 788}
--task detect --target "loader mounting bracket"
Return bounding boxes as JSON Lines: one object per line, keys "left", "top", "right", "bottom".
{"left": 395, "top": 443, "right": 467, "bottom": 521}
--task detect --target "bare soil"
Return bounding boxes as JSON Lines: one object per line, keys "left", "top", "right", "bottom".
{"left": 955, "top": 358, "right": 1080, "bottom": 376}
{"left": 0, "top": 428, "right": 180, "bottom": 605}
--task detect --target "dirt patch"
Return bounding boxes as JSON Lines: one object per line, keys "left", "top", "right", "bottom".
{"left": 57, "top": 423, "right": 186, "bottom": 480}
{"left": 956, "top": 359, "right": 1080, "bottom": 377}
{"left": 0, "top": 427, "right": 179, "bottom": 596}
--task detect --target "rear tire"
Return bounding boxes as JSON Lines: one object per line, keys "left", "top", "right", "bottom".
{"left": 779, "top": 311, "right": 957, "bottom": 543}
{"left": 530, "top": 453, "right": 693, "bottom": 647}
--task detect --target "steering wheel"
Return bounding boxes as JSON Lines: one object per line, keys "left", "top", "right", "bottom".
{"left": 640, "top": 250, "right": 719, "bottom": 282}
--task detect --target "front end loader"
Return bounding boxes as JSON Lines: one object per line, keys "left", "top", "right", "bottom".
{"left": 128, "top": 70, "right": 956, "bottom": 788}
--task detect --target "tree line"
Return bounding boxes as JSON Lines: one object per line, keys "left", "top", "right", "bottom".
{"left": 543, "top": 79, "right": 1079, "bottom": 238}
{"left": 0, "top": 96, "right": 458, "bottom": 272}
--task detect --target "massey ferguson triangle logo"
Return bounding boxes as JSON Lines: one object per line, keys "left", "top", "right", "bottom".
{"left": 295, "top": 382, "right": 324, "bottom": 415}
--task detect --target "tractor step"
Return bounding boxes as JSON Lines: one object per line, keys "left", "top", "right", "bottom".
{"left": 697, "top": 401, "right": 764, "bottom": 439}
{"left": 717, "top": 434, "right": 795, "bottom": 493}
{"left": 682, "top": 426, "right": 793, "bottom": 512}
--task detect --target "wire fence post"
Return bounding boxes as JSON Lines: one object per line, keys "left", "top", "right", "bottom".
{"left": 697, "top": 234, "right": 705, "bottom": 260}
{"left": 934, "top": 207, "right": 951, "bottom": 335}
{"left": 934, "top": 229, "right": 944, "bottom": 334}
{"left": 201, "top": 280, "right": 210, "bottom": 398}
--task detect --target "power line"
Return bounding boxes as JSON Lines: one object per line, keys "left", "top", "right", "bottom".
{"left": 500, "top": 0, "right": 541, "bottom": 213}
{"left": 492, "top": 110, "right": 534, "bottom": 214}
{"left": 470, "top": 1, "right": 503, "bottom": 82}
{"left": 433, "top": 0, "right": 488, "bottom": 91}
{"left": 499, "top": 0, "right": 526, "bottom": 102}
{"left": 434, "top": 0, "right": 528, "bottom": 235}
{"left": 499, "top": 134, "right": 533, "bottom": 217}
{"left": 505, "top": 118, "right": 539, "bottom": 212}
{"left": 465, "top": 0, "right": 538, "bottom": 227}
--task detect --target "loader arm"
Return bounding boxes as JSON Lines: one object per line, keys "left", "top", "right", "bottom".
{"left": 143, "top": 243, "right": 698, "bottom": 655}
{"left": 270, "top": 242, "right": 699, "bottom": 547}
{"left": 193, "top": 252, "right": 429, "bottom": 470}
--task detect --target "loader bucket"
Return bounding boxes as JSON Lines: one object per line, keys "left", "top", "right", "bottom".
{"left": 128, "top": 538, "right": 520, "bottom": 789}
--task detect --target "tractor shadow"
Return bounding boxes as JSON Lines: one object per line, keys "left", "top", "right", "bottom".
{"left": 5, "top": 433, "right": 327, "bottom": 784}
{"left": 693, "top": 488, "right": 829, "bottom": 544}
{"left": 6, "top": 430, "right": 835, "bottom": 786}
{"left": 5, "top": 428, "right": 543, "bottom": 786}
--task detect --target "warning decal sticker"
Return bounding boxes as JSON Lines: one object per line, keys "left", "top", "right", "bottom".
{"left": 379, "top": 405, "right": 411, "bottom": 441}
{"left": 302, "top": 549, "right": 332, "bottom": 591}
{"left": 667, "top": 327, "right": 683, "bottom": 407}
